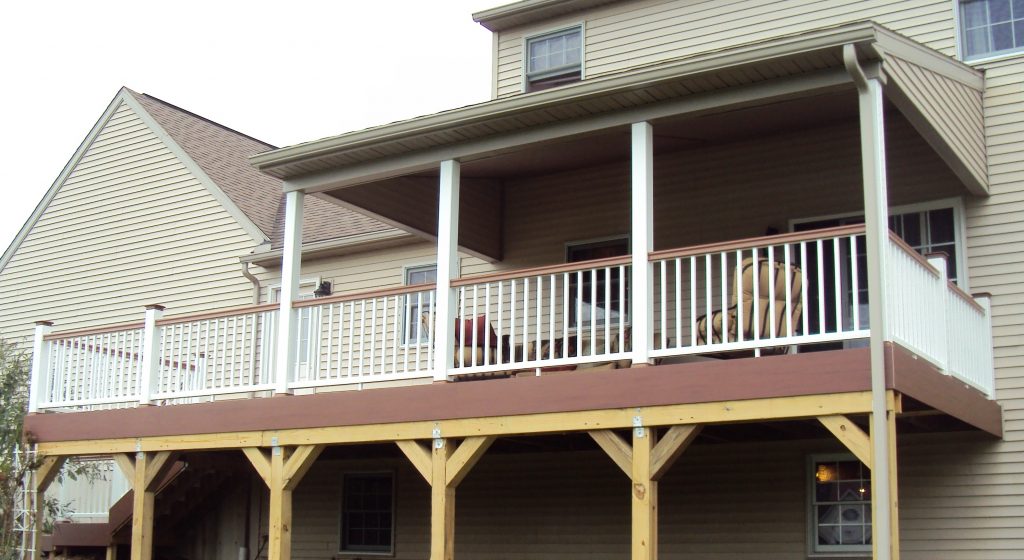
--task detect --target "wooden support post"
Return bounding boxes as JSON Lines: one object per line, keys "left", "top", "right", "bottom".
{"left": 106, "top": 545, "right": 118, "bottom": 560}
{"left": 819, "top": 410, "right": 899, "bottom": 560}
{"left": 590, "top": 424, "right": 701, "bottom": 560}
{"left": 397, "top": 436, "right": 493, "bottom": 560}
{"left": 32, "top": 455, "right": 66, "bottom": 560}
{"left": 242, "top": 445, "right": 323, "bottom": 560}
{"left": 431, "top": 440, "right": 455, "bottom": 560}
{"left": 632, "top": 428, "right": 656, "bottom": 560}
{"left": 872, "top": 408, "right": 901, "bottom": 560}
{"left": 120, "top": 451, "right": 174, "bottom": 560}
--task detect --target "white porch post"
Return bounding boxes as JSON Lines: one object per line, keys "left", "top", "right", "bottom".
{"left": 848, "top": 48, "right": 897, "bottom": 560}
{"left": 433, "top": 160, "right": 461, "bottom": 381}
{"left": 28, "top": 320, "right": 53, "bottom": 413}
{"left": 631, "top": 122, "right": 654, "bottom": 365}
{"left": 138, "top": 304, "right": 165, "bottom": 406}
{"left": 276, "top": 189, "right": 304, "bottom": 395}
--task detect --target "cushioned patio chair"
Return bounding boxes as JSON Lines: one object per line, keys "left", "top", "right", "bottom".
{"left": 695, "top": 257, "right": 803, "bottom": 352}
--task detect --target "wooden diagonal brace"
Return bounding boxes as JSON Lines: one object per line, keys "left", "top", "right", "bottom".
{"left": 818, "top": 415, "right": 872, "bottom": 468}
{"left": 395, "top": 440, "right": 432, "bottom": 483}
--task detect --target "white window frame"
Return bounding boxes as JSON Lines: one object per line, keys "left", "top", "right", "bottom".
{"left": 338, "top": 470, "right": 396, "bottom": 557}
{"left": 402, "top": 262, "right": 440, "bottom": 346}
{"left": 788, "top": 197, "right": 969, "bottom": 291}
{"left": 565, "top": 234, "right": 630, "bottom": 330}
{"left": 955, "top": 0, "right": 1024, "bottom": 62}
{"left": 806, "top": 453, "right": 872, "bottom": 557}
{"left": 522, "top": 22, "right": 585, "bottom": 92}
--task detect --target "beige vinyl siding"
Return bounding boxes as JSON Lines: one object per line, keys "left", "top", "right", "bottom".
{"left": 960, "top": 53, "right": 1024, "bottom": 558}
{"left": 495, "top": 0, "right": 958, "bottom": 97}
{"left": 0, "top": 101, "right": 257, "bottom": 346}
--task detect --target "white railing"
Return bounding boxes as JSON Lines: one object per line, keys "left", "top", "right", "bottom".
{"left": 650, "top": 226, "right": 870, "bottom": 358}
{"left": 886, "top": 238, "right": 995, "bottom": 397}
{"left": 48, "top": 459, "right": 129, "bottom": 522}
{"left": 289, "top": 286, "right": 437, "bottom": 388}
{"left": 40, "top": 324, "right": 145, "bottom": 408}
{"left": 154, "top": 306, "right": 278, "bottom": 401}
{"left": 28, "top": 225, "right": 995, "bottom": 409}
{"left": 448, "top": 257, "right": 633, "bottom": 377}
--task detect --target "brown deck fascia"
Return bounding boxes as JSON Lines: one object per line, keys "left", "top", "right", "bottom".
{"left": 24, "top": 345, "right": 1001, "bottom": 445}
{"left": 886, "top": 342, "right": 1003, "bottom": 437}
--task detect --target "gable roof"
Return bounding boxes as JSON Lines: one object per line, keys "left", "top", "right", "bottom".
{"left": 132, "top": 92, "right": 281, "bottom": 239}
{"left": 2, "top": 87, "right": 398, "bottom": 273}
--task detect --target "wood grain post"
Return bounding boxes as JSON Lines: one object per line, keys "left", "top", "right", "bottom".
{"left": 242, "top": 445, "right": 323, "bottom": 560}
{"left": 431, "top": 440, "right": 455, "bottom": 560}
{"left": 631, "top": 428, "right": 656, "bottom": 560}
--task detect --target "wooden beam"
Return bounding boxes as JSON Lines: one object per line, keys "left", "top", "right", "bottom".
{"left": 445, "top": 437, "right": 494, "bottom": 489}
{"left": 242, "top": 447, "right": 272, "bottom": 487}
{"left": 650, "top": 424, "right": 701, "bottom": 481}
{"left": 395, "top": 440, "right": 432, "bottom": 483}
{"left": 282, "top": 444, "right": 324, "bottom": 491}
{"left": 818, "top": 415, "right": 872, "bottom": 468}
{"left": 112, "top": 453, "right": 135, "bottom": 482}
{"left": 34, "top": 456, "right": 66, "bottom": 492}
{"left": 589, "top": 430, "right": 632, "bottom": 477}
{"left": 35, "top": 391, "right": 875, "bottom": 455}
{"left": 632, "top": 429, "right": 656, "bottom": 560}
{"left": 431, "top": 440, "right": 455, "bottom": 560}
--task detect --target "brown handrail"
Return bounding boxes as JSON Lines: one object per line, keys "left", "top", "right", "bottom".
{"left": 887, "top": 231, "right": 941, "bottom": 278}
{"left": 45, "top": 321, "right": 146, "bottom": 341}
{"left": 157, "top": 303, "right": 280, "bottom": 326}
{"left": 948, "top": 280, "right": 985, "bottom": 313}
{"left": 293, "top": 283, "right": 439, "bottom": 308}
{"left": 648, "top": 224, "right": 866, "bottom": 261}
{"left": 451, "top": 255, "right": 633, "bottom": 287}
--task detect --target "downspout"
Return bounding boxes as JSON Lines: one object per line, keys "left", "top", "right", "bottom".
{"left": 241, "top": 261, "right": 262, "bottom": 304}
{"left": 843, "top": 43, "right": 895, "bottom": 560}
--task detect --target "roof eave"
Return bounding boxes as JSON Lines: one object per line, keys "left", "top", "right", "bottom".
{"left": 251, "top": 22, "right": 888, "bottom": 178}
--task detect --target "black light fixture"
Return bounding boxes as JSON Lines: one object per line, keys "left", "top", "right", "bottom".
{"left": 313, "top": 281, "right": 333, "bottom": 298}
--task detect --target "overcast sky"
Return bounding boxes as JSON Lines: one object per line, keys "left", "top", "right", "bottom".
{"left": 0, "top": 0, "right": 503, "bottom": 256}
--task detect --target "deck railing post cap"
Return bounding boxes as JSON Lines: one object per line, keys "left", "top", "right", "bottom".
{"left": 925, "top": 251, "right": 949, "bottom": 261}
{"left": 145, "top": 304, "right": 166, "bottom": 311}
{"left": 972, "top": 292, "right": 992, "bottom": 300}
{"left": 34, "top": 320, "right": 54, "bottom": 327}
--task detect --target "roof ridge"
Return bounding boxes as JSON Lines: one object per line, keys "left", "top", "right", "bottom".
{"left": 139, "top": 93, "right": 278, "bottom": 150}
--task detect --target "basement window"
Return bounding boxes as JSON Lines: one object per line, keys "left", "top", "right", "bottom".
{"left": 808, "top": 454, "right": 872, "bottom": 556}
{"left": 340, "top": 472, "right": 395, "bottom": 555}
{"left": 525, "top": 26, "right": 583, "bottom": 92}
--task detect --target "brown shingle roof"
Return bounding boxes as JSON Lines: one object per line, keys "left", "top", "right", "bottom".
{"left": 131, "top": 90, "right": 394, "bottom": 248}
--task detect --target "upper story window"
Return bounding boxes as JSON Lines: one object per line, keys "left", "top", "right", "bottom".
{"left": 525, "top": 26, "right": 582, "bottom": 92}
{"left": 960, "top": 0, "right": 1024, "bottom": 59}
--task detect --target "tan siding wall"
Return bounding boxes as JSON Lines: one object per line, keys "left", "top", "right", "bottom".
{"left": 495, "top": 0, "right": 957, "bottom": 97}
{"left": 0, "top": 101, "right": 257, "bottom": 346}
